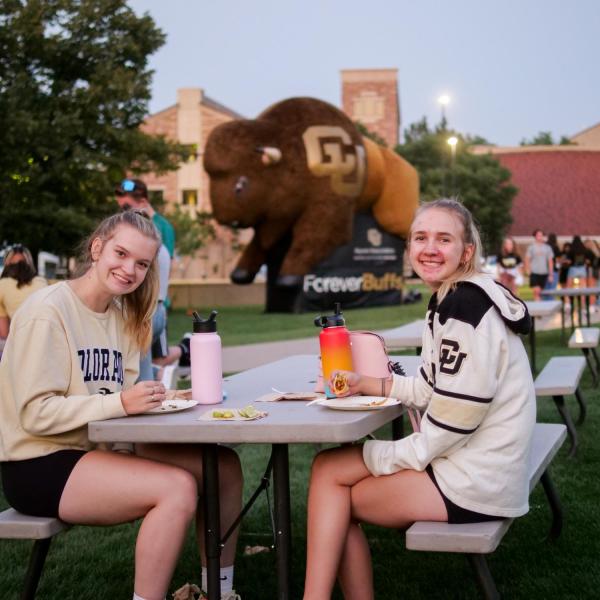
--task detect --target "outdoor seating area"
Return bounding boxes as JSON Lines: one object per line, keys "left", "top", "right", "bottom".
{"left": 1, "top": 296, "right": 599, "bottom": 598}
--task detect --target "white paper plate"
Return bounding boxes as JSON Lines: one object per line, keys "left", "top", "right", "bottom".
{"left": 316, "top": 396, "right": 399, "bottom": 411}
{"left": 147, "top": 399, "right": 198, "bottom": 414}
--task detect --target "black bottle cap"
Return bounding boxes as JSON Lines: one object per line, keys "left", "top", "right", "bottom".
{"left": 192, "top": 310, "right": 218, "bottom": 333}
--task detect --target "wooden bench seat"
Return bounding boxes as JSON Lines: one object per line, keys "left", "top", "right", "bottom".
{"left": 535, "top": 356, "right": 587, "bottom": 457}
{"left": 406, "top": 422, "right": 566, "bottom": 599}
{"left": 0, "top": 509, "right": 70, "bottom": 599}
{"left": 568, "top": 327, "right": 600, "bottom": 386}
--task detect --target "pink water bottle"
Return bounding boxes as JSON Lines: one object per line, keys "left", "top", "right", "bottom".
{"left": 314, "top": 303, "right": 354, "bottom": 398}
{"left": 190, "top": 310, "right": 222, "bottom": 405}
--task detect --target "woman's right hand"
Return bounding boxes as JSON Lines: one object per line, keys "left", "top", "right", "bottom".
{"left": 329, "top": 370, "right": 362, "bottom": 397}
{"left": 120, "top": 381, "right": 166, "bottom": 415}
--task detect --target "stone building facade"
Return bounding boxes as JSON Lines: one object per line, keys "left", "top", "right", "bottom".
{"left": 140, "top": 88, "right": 249, "bottom": 279}
{"left": 341, "top": 68, "right": 400, "bottom": 147}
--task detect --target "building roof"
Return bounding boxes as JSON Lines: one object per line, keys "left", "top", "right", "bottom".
{"left": 147, "top": 93, "right": 244, "bottom": 121}
{"left": 487, "top": 149, "right": 600, "bottom": 236}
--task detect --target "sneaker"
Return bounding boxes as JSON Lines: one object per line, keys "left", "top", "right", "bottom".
{"left": 178, "top": 333, "right": 191, "bottom": 367}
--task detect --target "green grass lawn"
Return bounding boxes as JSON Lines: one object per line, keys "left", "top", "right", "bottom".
{"left": 3, "top": 288, "right": 600, "bottom": 599}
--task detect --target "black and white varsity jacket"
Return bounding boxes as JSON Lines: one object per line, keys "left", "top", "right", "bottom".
{"left": 363, "top": 273, "right": 536, "bottom": 517}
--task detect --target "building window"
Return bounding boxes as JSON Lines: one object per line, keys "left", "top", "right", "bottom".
{"left": 182, "top": 189, "right": 198, "bottom": 207}
{"left": 353, "top": 91, "right": 385, "bottom": 124}
{"left": 182, "top": 144, "right": 199, "bottom": 163}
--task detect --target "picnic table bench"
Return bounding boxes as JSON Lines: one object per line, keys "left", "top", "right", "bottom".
{"left": 405, "top": 422, "right": 566, "bottom": 599}
{"left": 568, "top": 327, "right": 600, "bottom": 387}
{"left": 534, "top": 356, "right": 587, "bottom": 457}
{"left": 0, "top": 508, "right": 70, "bottom": 600}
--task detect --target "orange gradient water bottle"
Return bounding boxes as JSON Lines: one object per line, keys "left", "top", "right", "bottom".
{"left": 314, "top": 303, "right": 354, "bottom": 398}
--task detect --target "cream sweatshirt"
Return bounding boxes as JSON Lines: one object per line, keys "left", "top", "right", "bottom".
{"left": 0, "top": 282, "right": 138, "bottom": 461}
{"left": 363, "top": 274, "right": 536, "bottom": 517}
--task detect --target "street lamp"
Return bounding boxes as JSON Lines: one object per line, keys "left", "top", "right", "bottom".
{"left": 438, "top": 94, "right": 450, "bottom": 124}
{"left": 447, "top": 136, "right": 458, "bottom": 196}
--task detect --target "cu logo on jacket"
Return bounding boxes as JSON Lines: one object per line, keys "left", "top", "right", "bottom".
{"left": 439, "top": 338, "right": 467, "bottom": 375}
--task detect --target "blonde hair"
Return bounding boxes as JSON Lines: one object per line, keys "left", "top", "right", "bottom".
{"left": 77, "top": 211, "right": 161, "bottom": 351}
{"left": 409, "top": 198, "right": 484, "bottom": 301}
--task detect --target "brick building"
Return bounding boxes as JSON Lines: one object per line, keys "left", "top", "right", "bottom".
{"left": 472, "top": 122, "right": 600, "bottom": 247}
{"left": 341, "top": 69, "right": 400, "bottom": 147}
{"left": 141, "top": 88, "right": 247, "bottom": 279}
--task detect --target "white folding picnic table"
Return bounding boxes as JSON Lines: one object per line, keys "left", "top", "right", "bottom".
{"left": 89, "top": 354, "right": 421, "bottom": 600}
{"left": 524, "top": 300, "right": 562, "bottom": 374}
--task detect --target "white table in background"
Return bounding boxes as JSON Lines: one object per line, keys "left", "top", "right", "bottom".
{"left": 378, "top": 319, "right": 425, "bottom": 354}
{"left": 524, "top": 300, "right": 562, "bottom": 373}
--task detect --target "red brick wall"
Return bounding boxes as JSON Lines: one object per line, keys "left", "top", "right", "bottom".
{"left": 341, "top": 69, "right": 399, "bottom": 147}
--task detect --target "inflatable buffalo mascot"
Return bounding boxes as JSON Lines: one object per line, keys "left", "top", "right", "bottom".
{"left": 204, "top": 97, "right": 419, "bottom": 289}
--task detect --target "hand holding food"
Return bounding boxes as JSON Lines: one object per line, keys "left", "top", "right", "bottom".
{"left": 329, "top": 370, "right": 361, "bottom": 397}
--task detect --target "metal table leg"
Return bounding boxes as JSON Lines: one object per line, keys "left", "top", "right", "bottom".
{"left": 392, "top": 414, "right": 404, "bottom": 440}
{"left": 585, "top": 295, "right": 591, "bottom": 326}
{"left": 272, "top": 444, "right": 291, "bottom": 600}
{"left": 22, "top": 538, "right": 52, "bottom": 600}
{"left": 467, "top": 554, "right": 499, "bottom": 600}
{"left": 552, "top": 395, "right": 578, "bottom": 458}
{"left": 202, "top": 444, "right": 222, "bottom": 600}
{"left": 574, "top": 387, "right": 588, "bottom": 424}
{"left": 540, "top": 470, "right": 563, "bottom": 540}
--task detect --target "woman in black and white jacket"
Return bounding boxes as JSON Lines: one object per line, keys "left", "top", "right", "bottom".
{"left": 303, "top": 199, "right": 536, "bottom": 600}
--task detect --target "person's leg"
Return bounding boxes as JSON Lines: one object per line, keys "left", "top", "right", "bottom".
{"left": 59, "top": 450, "right": 198, "bottom": 600}
{"left": 336, "top": 522, "right": 373, "bottom": 600}
{"left": 135, "top": 443, "right": 243, "bottom": 567}
{"left": 303, "top": 446, "right": 447, "bottom": 600}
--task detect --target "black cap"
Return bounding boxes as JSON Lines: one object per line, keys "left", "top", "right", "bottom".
{"left": 314, "top": 302, "right": 345, "bottom": 328}
{"left": 192, "top": 310, "right": 218, "bottom": 333}
{"left": 115, "top": 178, "right": 148, "bottom": 198}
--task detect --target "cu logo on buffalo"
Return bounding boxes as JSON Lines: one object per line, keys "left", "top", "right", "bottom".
{"left": 439, "top": 338, "right": 467, "bottom": 375}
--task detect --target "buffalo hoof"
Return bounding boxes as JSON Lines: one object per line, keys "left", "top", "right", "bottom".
{"left": 231, "top": 269, "right": 256, "bottom": 284}
{"left": 276, "top": 274, "right": 303, "bottom": 288}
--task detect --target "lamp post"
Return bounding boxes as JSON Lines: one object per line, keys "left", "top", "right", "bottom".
{"left": 447, "top": 136, "right": 458, "bottom": 196}
{"left": 438, "top": 94, "right": 450, "bottom": 126}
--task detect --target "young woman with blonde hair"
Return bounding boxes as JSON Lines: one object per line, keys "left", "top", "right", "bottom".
{"left": 303, "top": 198, "right": 535, "bottom": 599}
{"left": 0, "top": 211, "right": 243, "bottom": 600}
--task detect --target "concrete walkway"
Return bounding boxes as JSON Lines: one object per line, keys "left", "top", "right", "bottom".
{"left": 221, "top": 303, "right": 600, "bottom": 373}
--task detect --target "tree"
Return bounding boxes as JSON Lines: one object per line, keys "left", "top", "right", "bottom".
{"left": 396, "top": 118, "right": 517, "bottom": 253}
{"left": 168, "top": 205, "right": 216, "bottom": 277}
{"left": 0, "top": 0, "right": 185, "bottom": 257}
{"left": 520, "top": 131, "right": 574, "bottom": 146}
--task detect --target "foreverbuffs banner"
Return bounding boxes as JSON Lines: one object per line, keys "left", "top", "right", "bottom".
{"left": 301, "top": 211, "right": 405, "bottom": 310}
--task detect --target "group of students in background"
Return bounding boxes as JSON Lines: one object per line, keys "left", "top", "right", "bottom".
{"left": 497, "top": 229, "right": 600, "bottom": 302}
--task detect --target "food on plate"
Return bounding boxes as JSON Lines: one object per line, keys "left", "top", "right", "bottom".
{"left": 238, "top": 405, "right": 260, "bottom": 419}
{"left": 212, "top": 410, "right": 235, "bottom": 419}
{"left": 332, "top": 372, "right": 349, "bottom": 395}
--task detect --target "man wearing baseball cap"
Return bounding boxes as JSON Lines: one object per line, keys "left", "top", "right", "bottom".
{"left": 115, "top": 179, "right": 190, "bottom": 380}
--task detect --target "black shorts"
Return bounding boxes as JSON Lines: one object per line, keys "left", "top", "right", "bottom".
{"left": 425, "top": 465, "right": 504, "bottom": 524}
{"left": 529, "top": 273, "right": 548, "bottom": 289}
{"left": 1, "top": 450, "right": 86, "bottom": 518}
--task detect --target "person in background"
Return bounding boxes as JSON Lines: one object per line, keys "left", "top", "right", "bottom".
{"left": 497, "top": 237, "right": 523, "bottom": 296}
{"left": 583, "top": 239, "right": 599, "bottom": 307}
{"left": 0, "top": 211, "right": 243, "bottom": 600}
{"left": 115, "top": 179, "right": 190, "bottom": 378}
{"left": 524, "top": 229, "right": 554, "bottom": 301}
{"left": 0, "top": 244, "right": 47, "bottom": 355}
{"left": 303, "top": 199, "right": 535, "bottom": 599}
{"left": 545, "top": 233, "right": 561, "bottom": 292}
{"left": 558, "top": 242, "right": 572, "bottom": 290}
{"left": 566, "top": 235, "right": 594, "bottom": 291}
